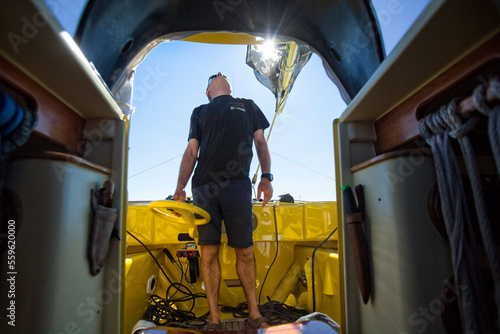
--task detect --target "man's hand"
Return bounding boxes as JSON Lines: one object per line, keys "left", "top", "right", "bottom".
{"left": 257, "top": 178, "right": 273, "bottom": 207}
{"left": 173, "top": 189, "right": 186, "bottom": 202}
{"left": 173, "top": 139, "right": 199, "bottom": 204}
{"left": 254, "top": 129, "right": 272, "bottom": 207}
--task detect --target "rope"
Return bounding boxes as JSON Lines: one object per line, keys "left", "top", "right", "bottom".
{"left": 420, "top": 109, "right": 491, "bottom": 333}
{"left": 446, "top": 97, "right": 500, "bottom": 290}
{"left": 251, "top": 108, "right": 279, "bottom": 190}
{"left": 473, "top": 76, "right": 500, "bottom": 176}
{"left": 0, "top": 91, "right": 38, "bottom": 194}
{"left": 472, "top": 76, "right": 500, "bottom": 330}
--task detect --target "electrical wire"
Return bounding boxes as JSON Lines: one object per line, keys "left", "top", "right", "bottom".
{"left": 126, "top": 230, "right": 175, "bottom": 286}
{"left": 258, "top": 203, "right": 279, "bottom": 304}
{"left": 168, "top": 257, "right": 187, "bottom": 300}
{"left": 221, "top": 300, "right": 308, "bottom": 325}
{"left": 127, "top": 230, "right": 209, "bottom": 328}
{"left": 311, "top": 227, "right": 338, "bottom": 312}
{"left": 129, "top": 221, "right": 334, "bottom": 327}
{"left": 143, "top": 293, "right": 209, "bottom": 328}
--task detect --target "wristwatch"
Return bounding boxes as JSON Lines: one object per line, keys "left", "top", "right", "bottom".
{"left": 261, "top": 173, "right": 273, "bottom": 181}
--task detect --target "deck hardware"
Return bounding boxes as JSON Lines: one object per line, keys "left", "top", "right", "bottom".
{"left": 164, "top": 248, "right": 195, "bottom": 290}
{"left": 300, "top": 272, "right": 307, "bottom": 288}
{"left": 176, "top": 243, "right": 200, "bottom": 284}
{"left": 278, "top": 193, "right": 294, "bottom": 203}
{"left": 146, "top": 275, "right": 157, "bottom": 294}
{"left": 177, "top": 233, "right": 195, "bottom": 241}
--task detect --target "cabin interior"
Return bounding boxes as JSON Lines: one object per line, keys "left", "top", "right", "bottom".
{"left": 1, "top": 0, "right": 500, "bottom": 333}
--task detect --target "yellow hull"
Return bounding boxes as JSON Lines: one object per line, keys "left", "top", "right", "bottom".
{"left": 124, "top": 201, "right": 340, "bottom": 333}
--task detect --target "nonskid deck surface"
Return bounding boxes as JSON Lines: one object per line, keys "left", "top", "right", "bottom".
{"left": 220, "top": 318, "right": 247, "bottom": 330}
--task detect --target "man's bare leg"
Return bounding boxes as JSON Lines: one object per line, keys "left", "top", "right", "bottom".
{"left": 235, "top": 245, "right": 269, "bottom": 328}
{"left": 200, "top": 245, "right": 221, "bottom": 325}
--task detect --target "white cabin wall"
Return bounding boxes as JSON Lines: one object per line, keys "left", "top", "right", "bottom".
{"left": 344, "top": 153, "right": 453, "bottom": 333}
{"left": 337, "top": 1, "right": 500, "bottom": 333}
{"left": 0, "top": 1, "right": 128, "bottom": 333}
{"left": 1, "top": 159, "right": 114, "bottom": 333}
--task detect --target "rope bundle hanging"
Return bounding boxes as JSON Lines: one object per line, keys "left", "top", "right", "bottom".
{"left": 420, "top": 106, "right": 491, "bottom": 333}
{"left": 473, "top": 77, "right": 500, "bottom": 175}
{"left": 419, "top": 76, "right": 500, "bottom": 333}
{"left": 0, "top": 91, "right": 37, "bottom": 210}
{"left": 418, "top": 76, "right": 500, "bottom": 332}
{"left": 472, "top": 76, "right": 500, "bottom": 329}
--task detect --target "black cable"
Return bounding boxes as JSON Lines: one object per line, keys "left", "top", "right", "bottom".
{"left": 143, "top": 293, "right": 209, "bottom": 327}
{"left": 221, "top": 300, "right": 308, "bottom": 325}
{"left": 221, "top": 302, "right": 249, "bottom": 318}
{"left": 127, "top": 231, "right": 197, "bottom": 297}
{"left": 128, "top": 220, "right": 331, "bottom": 327}
{"left": 258, "top": 203, "right": 279, "bottom": 304}
{"left": 126, "top": 230, "right": 175, "bottom": 286}
{"left": 168, "top": 257, "right": 187, "bottom": 300}
{"left": 127, "top": 230, "right": 210, "bottom": 328}
{"left": 311, "top": 227, "right": 338, "bottom": 312}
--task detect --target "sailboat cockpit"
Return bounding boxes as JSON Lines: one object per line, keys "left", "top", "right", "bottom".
{"left": 1, "top": 1, "right": 499, "bottom": 333}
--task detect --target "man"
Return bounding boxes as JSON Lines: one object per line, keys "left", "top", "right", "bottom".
{"left": 173, "top": 72, "right": 273, "bottom": 331}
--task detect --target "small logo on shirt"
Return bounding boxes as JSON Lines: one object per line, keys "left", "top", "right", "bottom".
{"left": 230, "top": 103, "right": 246, "bottom": 112}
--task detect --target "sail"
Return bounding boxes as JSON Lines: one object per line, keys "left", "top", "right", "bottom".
{"left": 246, "top": 42, "right": 312, "bottom": 114}
{"left": 246, "top": 41, "right": 312, "bottom": 185}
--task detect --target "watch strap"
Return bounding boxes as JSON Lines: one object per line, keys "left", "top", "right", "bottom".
{"left": 261, "top": 173, "right": 273, "bottom": 181}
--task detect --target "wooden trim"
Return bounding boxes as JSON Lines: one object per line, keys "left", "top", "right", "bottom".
{"left": 374, "top": 33, "right": 500, "bottom": 154}
{"left": 0, "top": 56, "right": 85, "bottom": 152}
{"left": 12, "top": 151, "right": 111, "bottom": 175}
{"left": 351, "top": 149, "right": 431, "bottom": 173}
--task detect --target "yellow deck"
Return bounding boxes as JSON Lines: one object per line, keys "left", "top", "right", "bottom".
{"left": 124, "top": 201, "right": 340, "bottom": 333}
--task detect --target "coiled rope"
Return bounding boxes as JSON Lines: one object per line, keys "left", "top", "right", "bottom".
{"left": 419, "top": 102, "right": 492, "bottom": 333}
{"left": 472, "top": 76, "right": 500, "bottom": 330}
{"left": 0, "top": 91, "right": 37, "bottom": 192}
{"left": 473, "top": 77, "right": 500, "bottom": 175}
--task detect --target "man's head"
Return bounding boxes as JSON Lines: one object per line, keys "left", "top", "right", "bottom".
{"left": 206, "top": 72, "right": 232, "bottom": 102}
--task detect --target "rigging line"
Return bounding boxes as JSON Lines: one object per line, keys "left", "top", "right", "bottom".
{"left": 252, "top": 109, "right": 280, "bottom": 186}
{"left": 270, "top": 151, "right": 335, "bottom": 181}
{"left": 258, "top": 203, "right": 279, "bottom": 304}
{"left": 129, "top": 154, "right": 183, "bottom": 179}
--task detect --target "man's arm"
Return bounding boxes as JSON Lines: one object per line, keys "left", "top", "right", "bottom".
{"left": 173, "top": 138, "right": 199, "bottom": 202}
{"left": 254, "top": 129, "right": 273, "bottom": 207}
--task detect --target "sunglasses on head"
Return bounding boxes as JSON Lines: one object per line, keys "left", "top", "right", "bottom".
{"left": 208, "top": 74, "right": 227, "bottom": 83}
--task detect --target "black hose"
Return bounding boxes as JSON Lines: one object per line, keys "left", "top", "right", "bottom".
{"left": 127, "top": 230, "right": 209, "bottom": 327}
{"left": 127, "top": 230, "right": 175, "bottom": 286}
{"left": 311, "top": 227, "right": 338, "bottom": 312}
{"left": 258, "top": 203, "right": 279, "bottom": 304}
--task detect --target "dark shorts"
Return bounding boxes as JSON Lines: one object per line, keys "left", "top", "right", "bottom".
{"left": 193, "top": 178, "right": 253, "bottom": 249}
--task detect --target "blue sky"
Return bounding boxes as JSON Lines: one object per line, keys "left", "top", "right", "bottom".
{"left": 127, "top": 0, "right": 431, "bottom": 201}
{"left": 44, "top": 0, "right": 430, "bottom": 201}
{"left": 127, "top": 43, "right": 343, "bottom": 201}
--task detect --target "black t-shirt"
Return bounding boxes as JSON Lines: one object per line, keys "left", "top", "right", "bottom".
{"left": 188, "top": 95, "right": 270, "bottom": 188}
